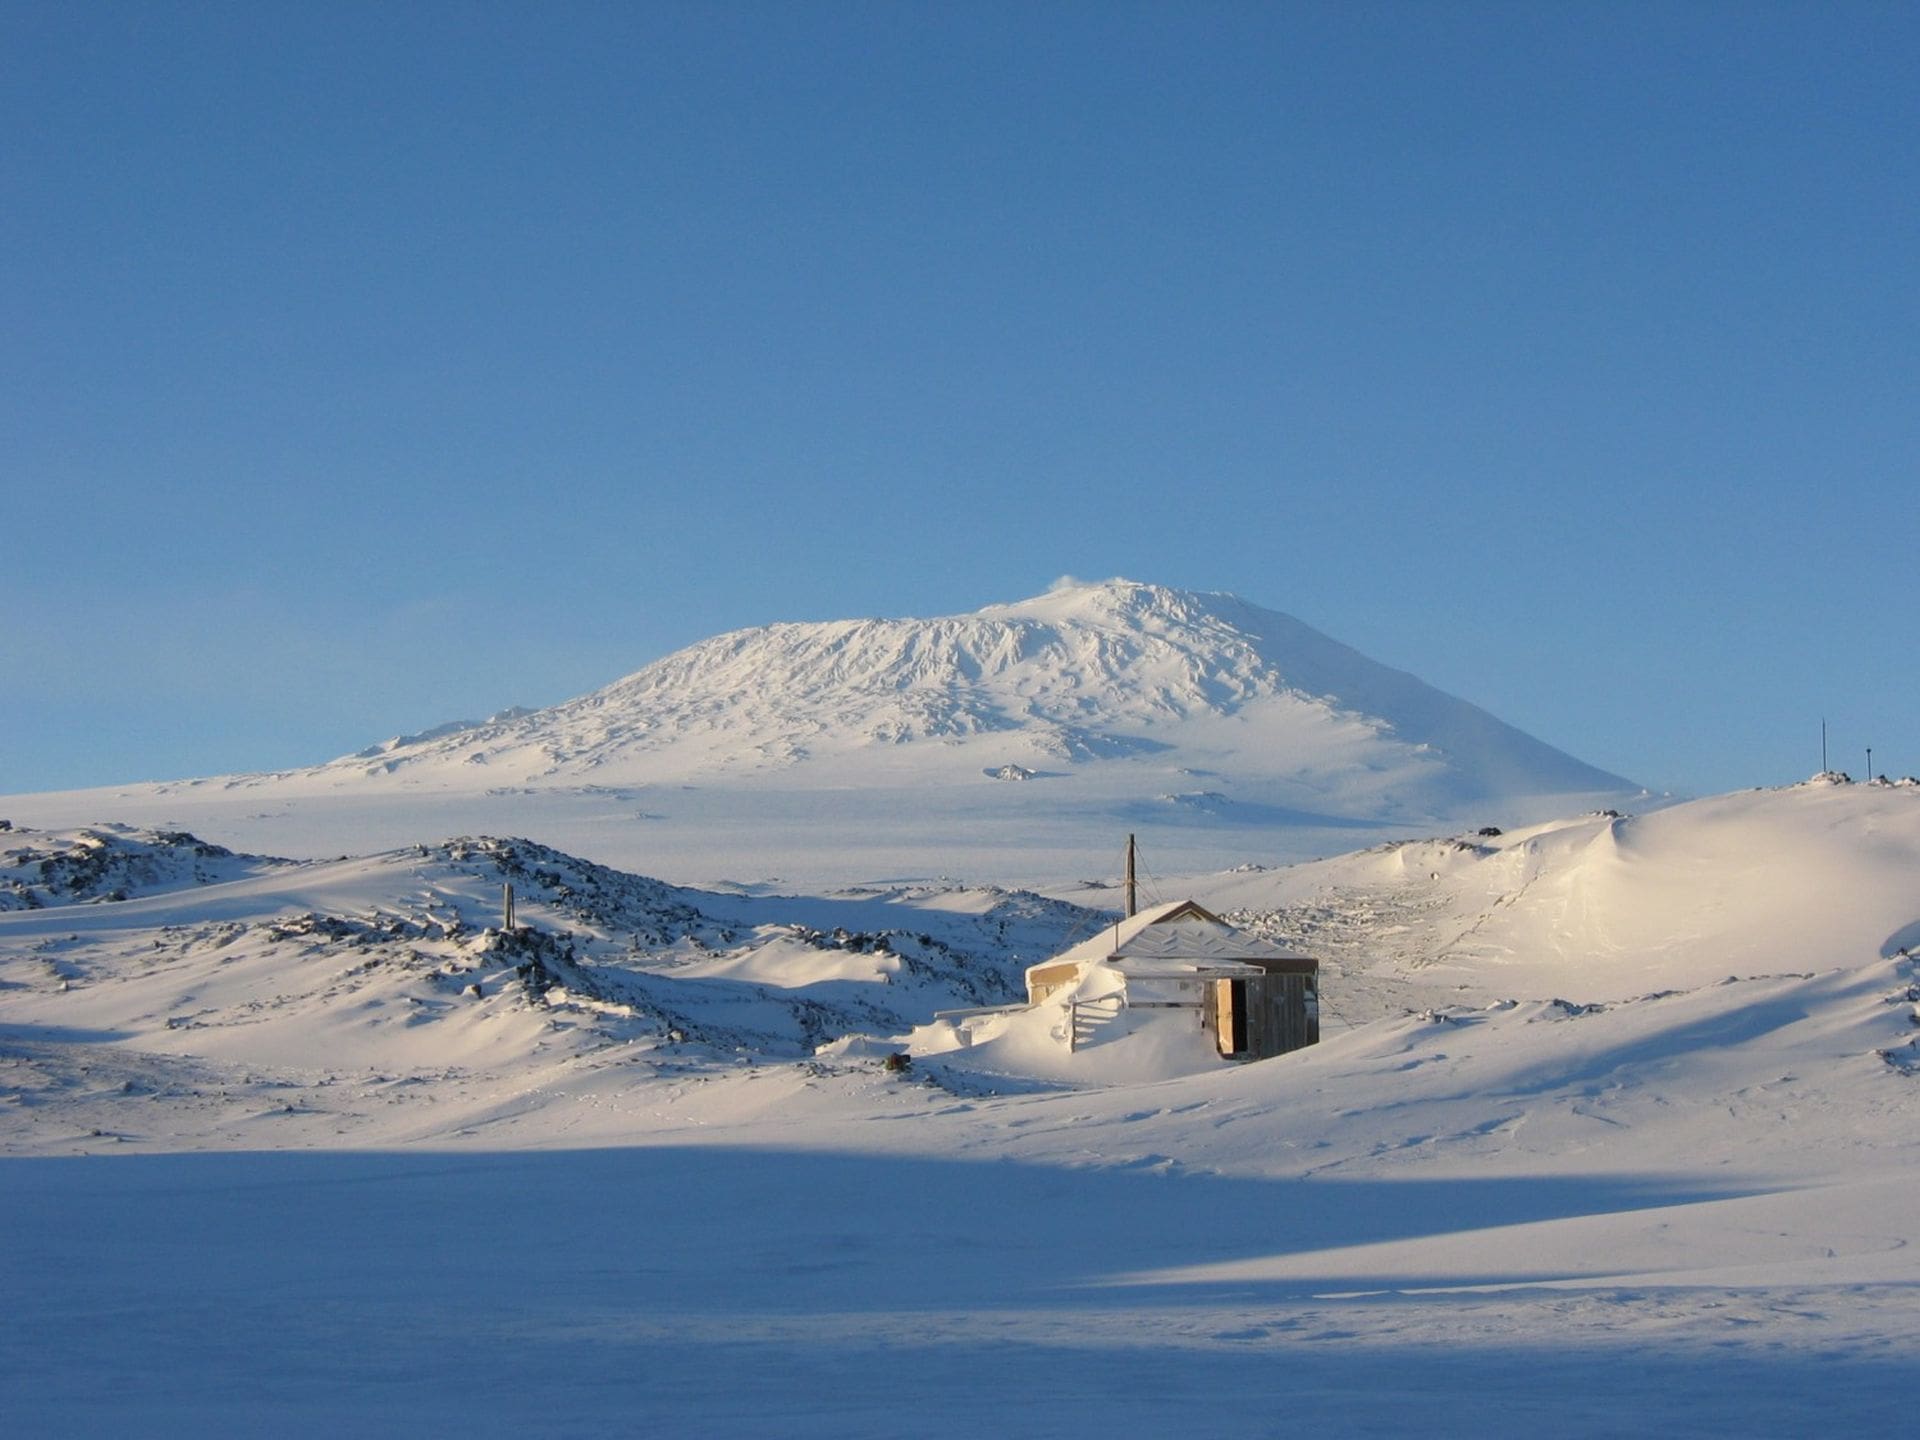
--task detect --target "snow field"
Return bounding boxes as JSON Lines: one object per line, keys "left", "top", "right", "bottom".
{"left": 3, "top": 776, "right": 1920, "bottom": 1434}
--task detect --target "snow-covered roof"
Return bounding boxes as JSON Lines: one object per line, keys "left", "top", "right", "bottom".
{"left": 1026, "top": 899, "right": 1311, "bottom": 982}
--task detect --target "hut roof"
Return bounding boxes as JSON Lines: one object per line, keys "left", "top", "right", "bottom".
{"left": 1028, "top": 899, "right": 1312, "bottom": 983}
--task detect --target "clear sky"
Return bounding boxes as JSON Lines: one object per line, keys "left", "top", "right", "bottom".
{"left": 4, "top": 1, "right": 1914, "bottom": 798}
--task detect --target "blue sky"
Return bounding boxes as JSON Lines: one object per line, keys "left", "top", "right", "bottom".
{"left": 4, "top": 1, "right": 1914, "bottom": 797}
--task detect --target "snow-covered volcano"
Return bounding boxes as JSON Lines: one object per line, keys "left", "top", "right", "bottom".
{"left": 3, "top": 580, "right": 1640, "bottom": 883}
{"left": 332, "top": 578, "right": 1628, "bottom": 799}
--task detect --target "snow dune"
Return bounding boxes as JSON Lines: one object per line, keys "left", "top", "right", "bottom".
{"left": 1192, "top": 774, "right": 1920, "bottom": 1004}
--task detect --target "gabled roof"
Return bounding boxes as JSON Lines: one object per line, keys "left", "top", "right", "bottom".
{"left": 1027, "top": 898, "right": 1312, "bottom": 983}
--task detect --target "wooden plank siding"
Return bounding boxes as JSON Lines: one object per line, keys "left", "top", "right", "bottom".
{"left": 1205, "top": 969, "right": 1319, "bottom": 1059}
{"left": 1242, "top": 973, "right": 1318, "bottom": 1057}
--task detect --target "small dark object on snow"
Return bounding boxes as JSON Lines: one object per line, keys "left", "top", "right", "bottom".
{"left": 882, "top": 1051, "right": 913, "bottom": 1074}
{"left": 1477, "top": 826, "right": 1504, "bottom": 837}
{"left": 467, "top": 982, "right": 484, "bottom": 999}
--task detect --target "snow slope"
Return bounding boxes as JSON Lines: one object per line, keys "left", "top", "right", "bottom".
{"left": 0, "top": 827, "right": 1099, "bottom": 1099}
{"left": 1, "top": 821, "right": 293, "bottom": 910}
{"left": 0, "top": 579, "right": 1643, "bottom": 885}
{"left": 3, "top": 778, "right": 1919, "bottom": 1434}
{"left": 1179, "top": 773, "right": 1920, "bottom": 1018}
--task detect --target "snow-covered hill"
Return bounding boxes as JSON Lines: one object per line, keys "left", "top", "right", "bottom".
{"left": 0, "top": 822, "right": 293, "bottom": 910}
{"left": 0, "top": 826, "right": 1104, "bottom": 1126}
{"left": 0, "top": 579, "right": 1642, "bottom": 885}
{"left": 1181, "top": 772, "right": 1920, "bottom": 1016}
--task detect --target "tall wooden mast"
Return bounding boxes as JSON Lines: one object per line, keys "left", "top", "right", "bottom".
{"left": 1125, "top": 833, "right": 1137, "bottom": 919}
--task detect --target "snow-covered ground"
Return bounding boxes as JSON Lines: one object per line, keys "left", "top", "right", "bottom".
{"left": 4, "top": 776, "right": 1919, "bottom": 1435}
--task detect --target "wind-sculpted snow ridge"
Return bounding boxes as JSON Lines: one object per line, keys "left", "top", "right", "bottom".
{"left": 0, "top": 823, "right": 293, "bottom": 911}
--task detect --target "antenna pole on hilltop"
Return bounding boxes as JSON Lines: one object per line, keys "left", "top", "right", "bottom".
{"left": 1867, "top": 747, "right": 1873, "bottom": 781}
{"left": 1822, "top": 718, "right": 1828, "bottom": 774}
{"left": 503, "top": 881, "right": 515, "bottom": 931}
{"left": 1125, "top": 833, "right": 1137, "bottom": 919}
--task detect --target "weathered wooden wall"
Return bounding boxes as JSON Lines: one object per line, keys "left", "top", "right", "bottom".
{"left": 1208, "top": 969, "right": 1319, "bottom": 1059}
{"left": 1242, "top": 972, "right": 1318, "bottom": 1057}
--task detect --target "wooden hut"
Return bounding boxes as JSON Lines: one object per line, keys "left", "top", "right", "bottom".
{"left": 1025, "top": 899, "right": 1319, "bottom": 1061}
